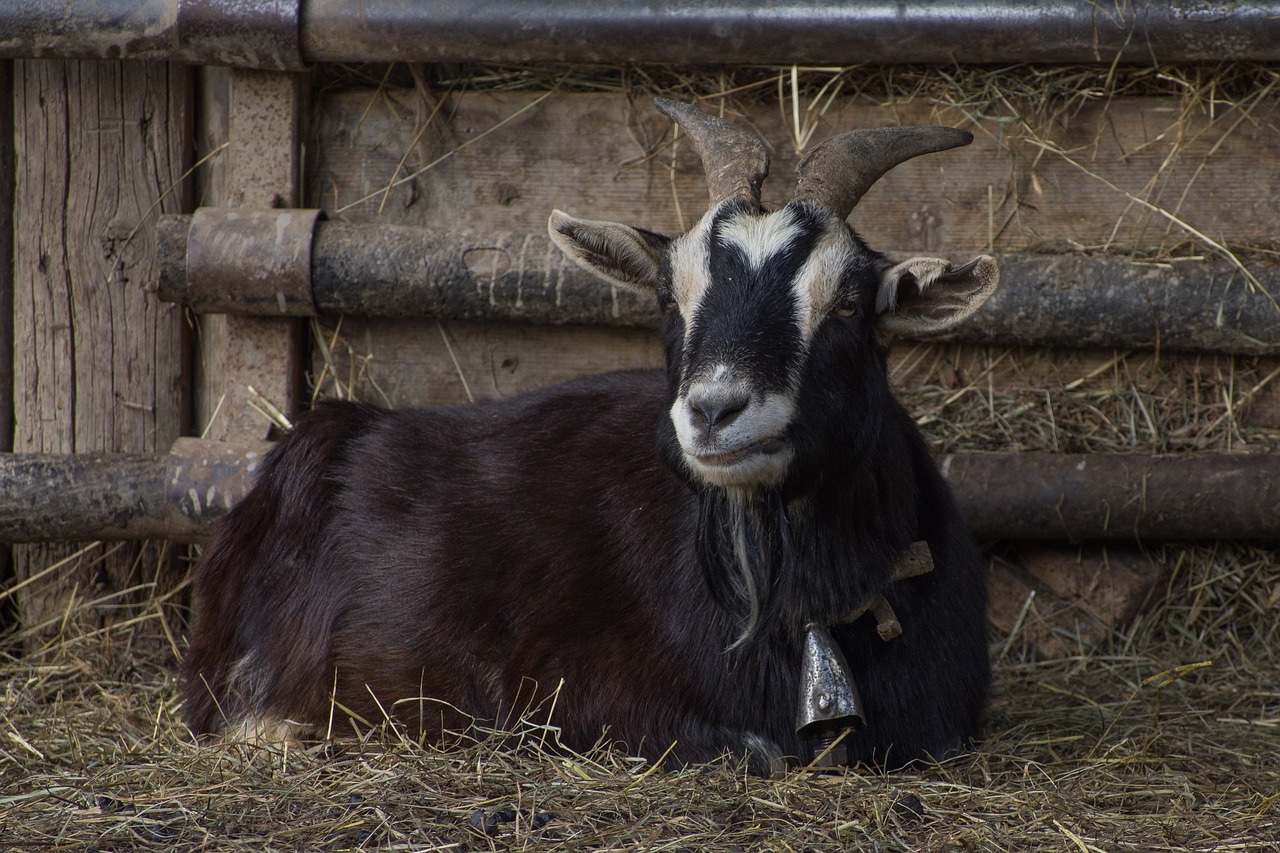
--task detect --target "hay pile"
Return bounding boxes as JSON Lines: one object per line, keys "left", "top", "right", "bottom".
{"left": 2, "top": 540, "right": 1277, "bottom": 850}
{"left": 4, "top": 63, "right": 1280, "bottom": 850}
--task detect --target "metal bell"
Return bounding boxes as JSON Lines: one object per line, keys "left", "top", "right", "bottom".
{"left": 796, "top": 624, "right": 865, "bottom": 766}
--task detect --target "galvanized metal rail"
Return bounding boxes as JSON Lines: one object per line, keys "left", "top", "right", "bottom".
{"left": 5, "top": 1, "right": 1280, "bottom": 68}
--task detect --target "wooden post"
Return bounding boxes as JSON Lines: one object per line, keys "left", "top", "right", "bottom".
{"left": 10, "top": 60, "right": 191, "bottom": 650}
{"left": 1, "top": 61, "right": 13, "bottom": 626}
{"left": 0, "top": 62, "right": 12, "bottom": 455}
{"left": 195, "top": 68, "right": 307, "bottom": 441}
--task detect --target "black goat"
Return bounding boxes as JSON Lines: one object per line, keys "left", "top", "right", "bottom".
{"left": 184, "top": 99, "right": 997, "bottom": 772}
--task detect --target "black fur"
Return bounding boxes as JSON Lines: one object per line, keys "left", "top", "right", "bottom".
{"left": 185, "top": 212, "right": 989, "bottom": 774}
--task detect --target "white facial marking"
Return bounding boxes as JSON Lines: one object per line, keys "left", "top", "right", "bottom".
{"left": 716, "top": 207, "right": 805, "bottom": 270}
{"left": 792, "top": 226, "right": 859, "bottom": 340}
{"left": 668, "top": 204, "right": 810, "bottom": 342}
{"left": 669, "top": 220, "right": 712, "bottom": 329}
{"left": 663, "top": 205, "right": 859, "bottom": 490}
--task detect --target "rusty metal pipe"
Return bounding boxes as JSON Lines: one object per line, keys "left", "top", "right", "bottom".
{"left": 155, "top": 211, "right": 657, "bottom": 328}
{"left": 6, "top": 1, "right": 1280, "bottom": 67}
{"left": 3, "top": 448, "right": 1280, "bottom": 543}
{"left": 156, "top": 211, "right": 1280, "bottom": 356}
{"left": 0, "top": 0, "right": 305, "bottom": 69}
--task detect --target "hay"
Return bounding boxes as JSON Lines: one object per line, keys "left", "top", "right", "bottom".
{"left": 2, "top": 539, "right": 1277, "bottom": 850}
{"left": 5, "top": 62, "right": 1280, "bottom": 850}
{"left": 891, "top": 345, "right": 1280, "bottom": 455}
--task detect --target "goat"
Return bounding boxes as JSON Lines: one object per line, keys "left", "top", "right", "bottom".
{"left": 184, "top": 98, "right": 997, "bottom": 772}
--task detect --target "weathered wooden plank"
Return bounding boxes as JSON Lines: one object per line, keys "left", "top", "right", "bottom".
{"left": 196, "top": 69, "right": 308, "bottom": 442}
{"left": 0, "top": 61, "right": 13, "bottom": 460}
{"left": 312, "top": 317, "right": 663, "bottom": 408}
{"left": 315, "top": 319, "right": 1280, "bottom": 437}
{"left": 310, "top": 90, "right": 1280, "bottom": 255}
{"left": 11, "top": 59, "right": 191, "bottom": 646}
{"left": 1, "top": 62, "right": 13, "bottom": 618}
{"left": 887, "top": 344, "right": 1280, "bottom": 434}
{"left": 988, "top": 544, "right": 1168, "bottom": 659}
{"left": 306, "top": 89, "right": 1280, "bottom": 433}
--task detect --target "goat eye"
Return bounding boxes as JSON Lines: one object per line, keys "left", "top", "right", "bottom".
{"left": 658, "top": 290, "right": 679, "bottom": 313}
{"left": 834, "top": 295, "right": 858, "bottom": 318}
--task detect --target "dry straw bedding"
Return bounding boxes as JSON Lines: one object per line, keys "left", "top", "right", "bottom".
{"left": 1, "top": 553, "right": 1277, "bottom": 853}
{"left": 4, "top": 63, "right": 1280, "bottom": 850}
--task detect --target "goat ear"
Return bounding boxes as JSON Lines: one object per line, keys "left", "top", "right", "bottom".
{"left": 548, "top": 210, "right": 670, "bottom": 293}
{"left": 875, "top": 255, "right": 999, "bottom": 337}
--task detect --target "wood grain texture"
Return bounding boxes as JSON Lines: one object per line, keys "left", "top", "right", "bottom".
{"left": 195, "top": 69, "right": 308, "bottom": 442}
{"left": 1, "top": 63, "right": 12, "bottom": 622}
{"left": 11, "top": 59, "right": 190, "bottom": 644}
{"left": 310, "top": 90, "right": 1280, "bottom": 253}
{"left": 305, "top": 89, "right": 1280, "bottom": 431}
{"left": 0, "top": 62, "right": 13, "bottom": 458}
{"left": 312, "top": 318, "right": 663, "bottom": 409}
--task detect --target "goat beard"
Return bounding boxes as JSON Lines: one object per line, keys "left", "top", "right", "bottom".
{"left": 696, "top": 488, "right": 799, "bottom": 650}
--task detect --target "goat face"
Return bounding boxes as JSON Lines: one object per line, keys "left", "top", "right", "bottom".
{"left": 551, "top": 100, "right": 999, "bottom": 494}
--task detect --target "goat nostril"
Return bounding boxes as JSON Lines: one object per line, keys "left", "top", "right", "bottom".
{"left": 690, "top": 393, "right": 750, "bottom": 431}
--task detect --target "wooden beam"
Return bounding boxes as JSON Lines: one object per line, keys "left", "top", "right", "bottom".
{"left": 156, "top": 216, "right": 1280, "bottom": 357}
{"left": 944, "top": 451, "right": 1280, "bottom": 540}
{"left": 196, "top": 69, "right": 308, "bottom": 442}
{"left": 304, "top": 89, "right": 1280, "bottom": 429}
{"left": 0, "top": 439, "right": 269, "bottom": 544}
{"left": 11, "top": 59, "right": 192, "bottom": 646}
{"left": 0, "top": 61, "right": 13, "bottom": 458}
{"left": 1, "top": 61, "right": 14, "bottom": 620}
{"left": 310, "top": 91, "right": 1280, "bottom": 258}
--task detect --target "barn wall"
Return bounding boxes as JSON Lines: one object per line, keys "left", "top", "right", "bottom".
{"left": 1, "top": 62, "right": 12, "bottom": 626}
{"left": 1, "top": 62, "right": 12, "bottom": 459}
{"left": 10, "top": 60, "right": 191, "bottom": 647}
{"left": 306, "top": 87, "right": 1280, "bottom": 429}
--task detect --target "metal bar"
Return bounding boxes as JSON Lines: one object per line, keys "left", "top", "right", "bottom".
{"left": 933, "top": 254, "right": 1280, "bottom": 356}
{"left": 301, "top": 0, "right": 1280, "bottom": 65}
{"left": 3, "top": 447, "right": 1279, "bottom": 543}
{"left": 944, "top": 451, "right": 1280, "bottom": 541}
{"left": 156, "top": 212, "right": 1280, "bottom": 356}
{"left": 184, "top": 207, "right": 319, "bottom": 316}
{"left": 0, "top": 0, "right": 304, "bottom": 69}
{"left": 6, "top": 1, "right": 1280, "bottom": 67}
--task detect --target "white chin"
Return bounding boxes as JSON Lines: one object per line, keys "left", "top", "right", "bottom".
{"left": 685, "top": 446, "right": 794, "bottom": 489}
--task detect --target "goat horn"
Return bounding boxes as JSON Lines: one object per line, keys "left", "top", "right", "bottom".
{"left": 793, "top": 126, "right": 974, "bottom": 221}
{"left": 655, "top": 98, "right": 770, "bottom": 210}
